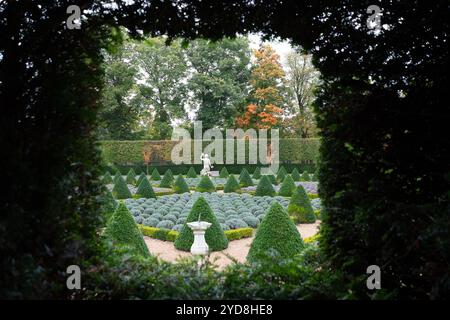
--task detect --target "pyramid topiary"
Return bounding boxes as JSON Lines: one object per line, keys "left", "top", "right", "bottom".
{"left": 224, "top": 175, "right": 241, "bottom": 193}
{"left": 112, "top": 175, "right": 132, "bottom": 199}
{"left": 247, "top": 202, "right": 304, "bottom": 263}
{"left": 174, "top": 197, "right": 228, "bottom": 251}
{"left": 252, "top": 167, "right": 261, "bottom": 179}
{"left": 186, "top": 167, "right": 197, "bottom": 178}
{"left": 239, "top": 168, "right": 253, "bottom": 187}
{"left": 288, "top": 185, "right": 316, "bottom": 223}
{"left": 113, "top": 171, "right": 121, "bottom": 184}
{"left": 104, "top": 203, "right": 150, "bottom": 257}
{"left": 126, "top": 168, "right": 137, "bottom": 185}
{"left": 196, "top": 175, "right": 216, "bottom": 192}
{"left": 174, "top": 175, "right": 190, "bottom": 194}
{"left": 312, "top": 171, "right": 318, "bottom": 181}
{"left": 136, "top": 177, "right": 156, "bottom": 198}
{"left": 102, "top": 171, "right": 113, "bottom": 184}
{"left": 159, "top": 170, "right": 173, "bottom": 188}
{"left": 99, "top": 189, "right": 118, "bottom": 223}
{"left": 300, "top": 171, "right": 311, "bottom": 181}
{"left": 164, "top": 169, "right": 174, "bottom": 180}
{"left": 291, "top": 168, "right": 301, "bottom": 181}
{"left": 136, "top": 172, "right": 147, "bottom": 186}
{"left": 219, "top": 167, "right": 229, "bottom": 178}
{"left": 267, "top": 174, "right": 278, "bottom": 185}
{"left": 151, "top": 168, "right": 161, "bottom": 181}
{"left": 255, "top": 175, "right": 276, "bottom": 196}
{"left": 278, "top": 175, "right": 297, "bottom": 197}
{"left": 276, "top": 166, "right": 287, "bottom": 183}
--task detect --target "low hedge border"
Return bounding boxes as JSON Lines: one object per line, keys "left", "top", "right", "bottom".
{"left": 139, "top": 225, "right": 253, "bottom": 242}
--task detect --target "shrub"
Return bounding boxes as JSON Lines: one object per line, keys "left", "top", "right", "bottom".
{"left": 174, "top": 197, "right": 228, "bottom": 251}
{"left": 252, "top": 167, "right": 261, "bottom": 179}
{"left": 165, "top": 169, "right": 174, "bottom": 180}
{"left": 104, "top": 203, "right": 149, "bottom": 257}
{"left": 113, "top": 171, "right": 121, "bottom": 184}
{"left": 102, "top": 171, "right": 113, "bottom": 184}
{"left": 276, "top": 166, "right": 287, "bottom": 182}
{"left": 143, "top": 217, "right": 159, "bottom": 227}
{"left": 288, "top": 186, "right": 316, "bottom": 223}
{"left": 112, "top": 175, "right": 132, "bottom": 199}
{"left": 136, "top": 177, "right": 156, "bottom": 199}
{"left": 186, "top": 167, "right": 197, "bottom": 178}
{"left": 224, "top": 175, "right": 240, "bottom": 193}
{"left": 151, "top": 168, "right": 161, "bottom": 181}
{"left": 247, "top": 202, "right": 304, "bottom": 263}
{"left": 159, "top": 170, "right": 174, "bottom": 188}
{"left": 291, "top": 168, "right": 301, "bottom": 181}
{"left": 225, "top": 228, "right": 253, "bottom": 241}
{"left": 267, "top": 174, "right": 278, "bottom": 185}
{"left": 136, "top": 172, "right": 147, "bottom": 187}
{"left": 196, "top": 175, "right": 216, "bottom": 192}
{"left": 156, "top": 220, "right": 175, "bottom": 230}
{"left": 239, "top": 168, "right": 253, "bottom": 187}
{"left": 227, "top": 219, "right": 248, "bottom": 229}
{"left": 219, "top": 167, "right": 229, "bottom": 178}
{"left": 300, "top": 171, "right": 311, "bottom": 181}
{"left": 311, "top": 171, "right": 318, "bottom": 181}
{"left": 255, "top": 176, "right": 276, "bottom": 197}
{"left": 278, "top": 175, "right": 296, "bottom": 197}
{"left": 242, "top": 216, "right": 260, "bottom": 228}
{"left": 126, "top": 168, "right": 137, "bottom": 185}
{"left": 174, "top": 175, "right": 190, "bottom": 194}
{"left": 99, "top": 190, "right": 118, "bottom": 223}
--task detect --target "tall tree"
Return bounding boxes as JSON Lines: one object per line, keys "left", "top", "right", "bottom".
{"left": 187, "top": 37, "right": 251, "bottom": 130}
{"left": 236, "top": 44, "right": 287, "bottom": 129}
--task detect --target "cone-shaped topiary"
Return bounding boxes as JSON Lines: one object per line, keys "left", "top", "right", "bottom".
{"left": 186, "top": 167, "right": 197, "bottom": 178}
{"left": 312, "top": 171, "right": 318, "bottom": 181}
{"left": 224, "top": 175, "right": 241, "bottom": 193}
{"left": 247, "top": 202, "right": 304, "bottom": 263}
{"left": 136, "top": 177, "right": 156, "bottom": 199}
{"left": 291, "top": 168, "right": 301, "bottom": 181}
{"left": 159, "top": 170, "right": 173, "bottom": 188}
{"left": 255, "top": 175, "right": 276, "bottom": 196}
{"left": 252, "top": 167, "right": 261, "bottom": 179}
{"left": 267, "top": 174, "right": 278, "bottom": 185}
{"left": 126, "top": 168, "right": 137, "bottom": 185}
{"left": 113, "top": 171, "right": 121, "bottom": 184}
{"left": 196, "top": 175, "right": 216, "bottom": 192}
{"left": 239, "top": 168, "right": 253, "bottom": 187}
{"left": 219, "top": 167, "right": 229, "bottom": 178}
{"left": 104, "top": 203, "right": 150, "bottom": 257}
{"left": 164, "top": 169, "right": 174, "bottom": 180}
{"left": 174, "top": 175, "right": 190, "bottom": 193}
{"left": 99, "top": 189, "right": 118, "bottom": 223}
{"left": 276, "top": 166, "right": 287, "bottom": 183}
{"left": 174, "top": 197, "right": 228, "bottom": 251}
{"left": 112, "top": 175, "right": 132, "bottom": 199}
{"left": 288, "top": 185, "right": 316, "bottom": 223}
{"left": 300, "top": 171, "right": 311, "bottom": 181}
{"left": 136, "top": 172, "right": 147, "bottom": 186}
{"left": 102, "top": 171, "right": 113, "bottom": 184}
{"left": 278, "top": 175, "right": 297, "bottom": 197}
{"left": 151, "top": 168, "right": 161, "bottom": 180}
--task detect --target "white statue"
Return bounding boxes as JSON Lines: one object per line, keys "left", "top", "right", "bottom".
{"left": 200, "top": 153, "right": 213, "bottom": 176}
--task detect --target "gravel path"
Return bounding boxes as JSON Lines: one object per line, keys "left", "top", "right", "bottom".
{"left": 144, "top": 222, "right": 320, "bottom": 269}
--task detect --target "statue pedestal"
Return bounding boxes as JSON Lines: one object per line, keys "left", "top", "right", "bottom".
{"left": 187, "top": 221, "right": 212, "bottom": 255}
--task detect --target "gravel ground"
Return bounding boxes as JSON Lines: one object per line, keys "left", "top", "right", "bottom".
{"left": 144, "top": 221, "right": 320, "bottom": 269}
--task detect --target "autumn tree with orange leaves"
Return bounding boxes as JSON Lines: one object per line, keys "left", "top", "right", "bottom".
{"left": 236, "top": 44, "right": 287, "bottom": 129}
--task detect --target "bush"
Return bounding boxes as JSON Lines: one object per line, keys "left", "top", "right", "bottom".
{"left": 113, "top": 171, "right": 121, "bottom": 184}
{"left": 174, "top": 197, "right": 228, "bottom": 251}
{"left": 102, "top": 171, "right": 113, "bottom": 184}
{"left": 255, "top": 176, "right": 276, "bottom": 197}
{"left": 239, "top": 168, "right": 253, "bottom": 187}
{"left": 300, "top": 171, "right": 311, "bottom": 181}
{"left": 242, "top": 216, "right": 260, "bottom": 228}
{"left": 112, "top": 175, "right": 132, "bottom": 199}
{"left": 156, "top": 220, "right": 175, "bottom": 230}
{"left": 151, "top": 168, "right": 161, "bottom": 181}
{"left": 186, "top": 167, "right": 197, "bottom": 178}
{"left": 159, "top": 170, "right": 173, "bottom": 188}
{"left": 196, "top": 175, "right": 216, "bottom": 192}
{"left": 277, "top": 166, "right": 287, "bottom": 183}
{"left": 247, "top": 202, "right": 304, "bottom": 263}
{"left": 288, "top": 186, "right": 316, "bottom": 223}
{"left": 136, "top": 177, "right": 156, "bottom": 199}
{"left": 104, "top": 203, "right": 149, "bottom": 257}
{"left": 165, "top": 169, "right": 174, "bottom": 180}
{"left": 224, "top": 228, "right": 253, "bottom": 241}
{"left": 126, "top": 168, "right": 137, "bottom": 185}
{"left": 99, "top": 189, "right": 118, "bottom": 223}
{"left": 267, "top": 174, "right": 278, "bottom": 185}
{"left": 252, "top": 167, "right": 261, "bottom": 179}
{"left": 174, "top": 175, "right": 190, "bottom": 194}
{"left": 223, "top": 175, "right": 240, "bottom": 193}
{"left": 291, "top": 168, "right": 301, "bottom": 181}
{"left": 136, "top": 172, "right": 147, "bottom": 187}
{"left": 278, "top": 175, "right": 296, "bottom": 197}
{"left": 219, "top": 167, "right": 229, "bottom": 178}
